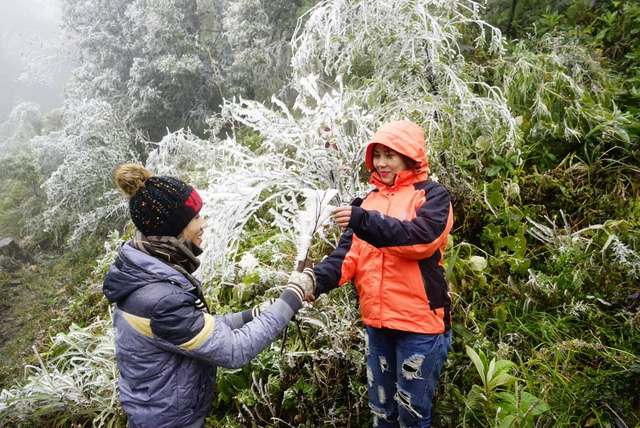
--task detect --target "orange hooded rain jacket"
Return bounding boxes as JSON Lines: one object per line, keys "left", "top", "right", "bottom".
{"left": 314, "top": 121, "right": 454, "bottom": 334}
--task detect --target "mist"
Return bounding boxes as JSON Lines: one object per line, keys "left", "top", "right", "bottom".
{"left": 0, "top": 0, "right": 71, "bottom": 122}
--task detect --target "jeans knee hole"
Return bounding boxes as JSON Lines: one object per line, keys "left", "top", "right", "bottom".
{"left": 401, "top": 355, "right": 424, "bottom": 381}
{"left": 369, "top": 403, "right": 390, "bottom": 425}
{"left": 395, "top": 387, "right": 423, "bottom": 418}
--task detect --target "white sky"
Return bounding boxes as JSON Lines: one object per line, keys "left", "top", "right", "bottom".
{"left": 0, "top": 0, "right": 70, "bottom": 121}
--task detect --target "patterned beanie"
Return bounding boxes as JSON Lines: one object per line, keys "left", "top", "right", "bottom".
{"left": 115, "top": 164, "right": 202, "bottom": 237}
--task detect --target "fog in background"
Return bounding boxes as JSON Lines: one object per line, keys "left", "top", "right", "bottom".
{"left": 0, "top": 0, "right": 72, "bottom": 122}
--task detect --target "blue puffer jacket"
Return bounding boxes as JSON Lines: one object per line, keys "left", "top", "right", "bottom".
{"left": 103, "top": 242, "right": 302, "bottom": 428}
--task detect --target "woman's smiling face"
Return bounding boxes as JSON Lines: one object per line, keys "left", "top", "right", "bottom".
{"left": 179, "top": 214, "right": 208, "bottom": 248}
{"left": 372, "top": 144, "right": 412, "bottom": 185}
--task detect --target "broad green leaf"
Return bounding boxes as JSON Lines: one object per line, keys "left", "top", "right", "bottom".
{"left": 614, "top": 126, "right": 630, "bottom": 144}
{"left": 475, "top": 136, "right": 490, "bottom": 150}
{"left": 487, "top": 358, "right": 497, "bottom": 384}
{"left": 495, "top": 391, "right": 517, "bottom": 405}
{"left": 520, "top": 392, "right": 548, "bottom": 416}
{"left": 488, "top": 373, "right": 518, "bottom": 389}
{"left": 493, "top": 359, "right": 517, "bottom": 375}
{"left": 466, "top": 384, "right": 487, "bottom": 410}
{"left": 499, "top": 414, "right": 516, "bottom": 428}
{"left": 468, "top": 256, "right": 487, "bottom": 273}
{"left": 466, "top": 346, "right": 487, "bottom": 384}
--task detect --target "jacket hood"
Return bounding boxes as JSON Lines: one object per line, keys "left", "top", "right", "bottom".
{"left": 103, "top": 242, "right": 192, "bottom": 304}
{"left": 365, "top": 121, "right": 429, "bottom": 174}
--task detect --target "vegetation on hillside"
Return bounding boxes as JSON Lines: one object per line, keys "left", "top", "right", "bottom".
{"left": 0, "top": 0, "right": 638, "bottom": 427}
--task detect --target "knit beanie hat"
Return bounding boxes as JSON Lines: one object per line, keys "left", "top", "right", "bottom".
{"left": 114, "top": 164, "right": 202, "bottom": 237}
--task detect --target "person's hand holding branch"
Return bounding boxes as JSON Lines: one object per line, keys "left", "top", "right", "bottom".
{"left": 286, "top": 258, "right": 316, "bottom": 302}
{"left": 332, "top": 206, "right": 352, "bottom": 228}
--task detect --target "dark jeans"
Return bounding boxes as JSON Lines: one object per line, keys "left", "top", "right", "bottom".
{"left": 365, "top": 326, "right": 451, "bottom": 428}
{"left": 128, "top": 416, "right": 205, "bottom": 428}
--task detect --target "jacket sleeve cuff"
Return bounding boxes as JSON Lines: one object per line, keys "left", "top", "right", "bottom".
{"left": 348, "top": 206, "right": 364, "bottom": 230}
{"left": 279, "top": 289, "right": 303, "bottom": 314}
{"left": 240, "top": 308, "right": 254, "bottom": 324}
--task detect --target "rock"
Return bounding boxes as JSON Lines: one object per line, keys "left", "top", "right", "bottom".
{"left": 0, "top": 255, "right": 20, "bottom": 272}
{"left": 0, "top": 238, "right": 31, "bottom": 263}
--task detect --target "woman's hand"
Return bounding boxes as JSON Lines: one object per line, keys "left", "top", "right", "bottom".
{"left": 333, "top": 206, "right": 353, "bottom": 228}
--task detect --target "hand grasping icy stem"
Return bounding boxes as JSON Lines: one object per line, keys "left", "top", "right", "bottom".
{"left": 286, "top": 258, "right": 316, "bottom": 302}
{"left": 332, "top": 206, "right": 353, "bottom": 228}
{"left": 251, "top": 258, "right": 316, "bottom": 315}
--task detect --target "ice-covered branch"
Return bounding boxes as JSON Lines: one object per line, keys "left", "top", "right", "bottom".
{"left": 293, "top": 189, "right": 338, "bottom": 262}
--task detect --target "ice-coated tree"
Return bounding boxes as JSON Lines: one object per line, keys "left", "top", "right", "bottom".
{"left": 25, "top": 0, "right": 223, "bottom": 241}
{"left": 161, "top": 0, "right": 522, "bottom": 284}
{"left": 61, "top": 0, "right": 221, "bottom": 142}
{"left": 188, "top": 0, "right": 521, "bottom": 277}
{"left": 217, "top": 0, "right": 306, "bottom": 103}
{"left": 26, "top": 0, "right": 316, "bottom": 243}
{"left": 0, "top": 0, "right": 579, "bottom": 423}
{"left": 291, "top": 0, "right": 520, "bottom": 185}
{"left": 0, "top": 102, "right": 43, "bottom": 157}
{"left": 31, "top": 100, "right": 140, "bottom": 243}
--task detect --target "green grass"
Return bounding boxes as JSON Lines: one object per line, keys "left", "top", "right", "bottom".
{"left": 0, "top": 266, "right": 60, "bottom": 387}
{"left": 0, "top": 240, "right": 106, "bottom": 389}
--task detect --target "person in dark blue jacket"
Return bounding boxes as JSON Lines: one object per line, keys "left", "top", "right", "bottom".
{"left": 103, "top": 164, "right": 315, "bottom": 428}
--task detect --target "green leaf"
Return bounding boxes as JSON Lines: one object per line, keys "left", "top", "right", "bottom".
{"left": 614, "top": 126, "right": 630, "bottom": 143}
{"left": 488, "top": 373, "right": 518, "bottom": 389}
{"left": 493, "top": 359, "right": 517, "bottom": 375}
{"left": 468, "top": 255, "right": 487, "bottom": 273}
{"left": 466, "top": 384, "right": 487, "bottom": 410}
{"left": 466, "top": 346, "right": 487, "bottom": 384}
{"left": 445, "top": 243, "right": 461, "bottom": 280}
{"left": 499, "top": 415, "right": 516, "bottom": 428}
{"left": 226, "top": 373, "right": 248, "bottom": 390}
{"left": 495, "top": 391, "right": 517, "bottom": 405}
{"left": 488, "top": 190, "right": 504, "bottom": 207}
{"left": 507, "top": 258, "right": 531, "bottom": 275}
{"left": 520, "top": 391, "right": 548, "bottom": 416}
{"left": 484, "top": 166, "right": 502, "bottom": 177}
{"left": 486, "top": 358, "right": 497, "bottom": 385}
{"left": 490, "top": 179, "right": 502, "bottom": 192}
{"left": 452, "top": 323, "right": 476, "bottom": 341}
{"left": 475, "top": 136, "right": 490, "bottom": 150}
{"left": 242, "top": 272, "right": 260, "bottom": 285}
{"left": 217, "top": 377, "right": 232, "bottom": 397}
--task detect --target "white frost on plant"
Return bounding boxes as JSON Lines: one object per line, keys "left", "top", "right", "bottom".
{"left": 238, "top": 252, "right": 260, "bottom": 274}
{"left": 563, "top": 298, "right": 592, "bottom": 318}
{"left": 294, "top": 188, "right": 339, "bottom": 262}
{"left": 291, "top": 0, "right": 519, "bottom": 184}
{"left": 611, "top": 236, "right": 640, "bottom": 279}
{"left": 0, "top": 316, "right": 120, "bottom": 425}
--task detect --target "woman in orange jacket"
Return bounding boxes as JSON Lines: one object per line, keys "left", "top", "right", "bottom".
{"left": 313, "top": 120, "right": 453, "bottom": 428}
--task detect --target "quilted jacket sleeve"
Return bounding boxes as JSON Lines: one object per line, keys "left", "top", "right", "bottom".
{"left": 150, "top": 289, "right": 302, "bottom": 368}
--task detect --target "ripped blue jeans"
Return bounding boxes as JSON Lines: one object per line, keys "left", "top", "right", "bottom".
{"left": 365, "top": 326, "right": 451, "bottom": 428}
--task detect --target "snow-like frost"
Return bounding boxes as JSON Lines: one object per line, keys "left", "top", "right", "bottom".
{"left": 294, "top": 188, "right": 339, "bottom": 262}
